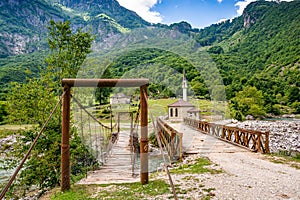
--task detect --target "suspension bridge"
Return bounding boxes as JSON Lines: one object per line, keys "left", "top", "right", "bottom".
{"left": 0, "top": 78, "right": 270, "bottom": 199}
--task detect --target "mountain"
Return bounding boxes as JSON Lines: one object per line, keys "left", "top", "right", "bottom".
{"left": 0, "top": 0, "right": 67, "bottom": 57}
{"left": 0, "top": 0, "right": 150, "bottom": 99}
{"left": 0, "top": 0, "right": 149, "bottom": 58}
{"left": 0, "top": 0, "right": 299, "bottom": 116}
{"left": 96, "top": 0, "right": 300, "bottom": 115}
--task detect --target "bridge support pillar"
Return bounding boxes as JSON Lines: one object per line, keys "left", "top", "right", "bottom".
{"left": 61, "top": 85, "right": 71, "bottom": 191}
{"left": 140, "top": 85, "right": 148, "bottom": 184}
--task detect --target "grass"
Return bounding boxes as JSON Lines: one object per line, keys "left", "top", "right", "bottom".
{"left": 49, "top": 180, "right": 171, "bottom": 200}
{"left": 0, "top": 124, "right": 36, "bottom": 138}
{"left": 170, "top": 157, "right": 221, "bottom": 174}
{"left": 49, "top": 185, "right": 94, "bottom": 200}
{"left": 265, "top": 152, "right": 300, "bottom": 169}
{"left": 147, "top": 98, "right": 230, "bottom": 120}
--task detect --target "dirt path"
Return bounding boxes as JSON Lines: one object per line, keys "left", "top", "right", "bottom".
{"left": 168, "top": 122, "right": 300, "bottom": 199}
{"left": 201, "top": 151, "right": 300, "bottom": 199}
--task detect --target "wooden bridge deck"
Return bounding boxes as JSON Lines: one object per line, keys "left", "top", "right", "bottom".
{"left": 167, "top": 122, "right": 247, "bottom": 155}
{"left": 77, "top": 130, "right": 139, "bottom": 185}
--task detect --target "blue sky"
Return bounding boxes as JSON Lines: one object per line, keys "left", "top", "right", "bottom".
{"left": 116, "top": 0, "right": 294, "bottom": 28}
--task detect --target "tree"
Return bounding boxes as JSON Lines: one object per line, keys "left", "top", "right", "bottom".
{"left": 0, "top": 101, "right": 7, "bottom": 124}
{"left": 4, "top": 20, "right": 95, "bottom": 198}
{"left": 230, "top": 86, "right": 266, "bottom": 120}
{"left": 45, "top": 20, "right": 94, "bottom": 90}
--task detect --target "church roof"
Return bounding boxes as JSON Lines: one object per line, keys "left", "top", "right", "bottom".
{"left": 111, "top": 93, "right": 130, "bottom": 99}
{"left": 168, "top": 100, "right": 195, "bottom": 107}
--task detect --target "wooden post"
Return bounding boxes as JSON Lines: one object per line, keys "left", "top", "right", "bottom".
{"left": 179, "top": 133, "right": 183, "bottom": 161}
{"left": 140, "top": 85, "right": 148, "bottom": 184}
{"left": 110, "top": 104, "right": 113, "bottom": 133}
{"left": 265, "top": 132, "right": 270, "bottom": 154}
{"left": 61, "top": 85, "right": 71, "bottom": 191}
{"left": 117, "top": 113, "right": 120, "bottom": 133}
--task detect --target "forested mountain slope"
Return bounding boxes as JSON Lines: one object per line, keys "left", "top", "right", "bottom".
{"left": 0, "top": 0, "right": 149, "bottom": 57}
{"left": 207, "top": 1, "right": 300, "bottom": 116}
{"left": 0, "top": 0, "right": 299, "bottom": 117}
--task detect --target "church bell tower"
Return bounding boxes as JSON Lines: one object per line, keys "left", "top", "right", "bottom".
{"left": 182, "top": 68, "right": 187, "bottom": 101}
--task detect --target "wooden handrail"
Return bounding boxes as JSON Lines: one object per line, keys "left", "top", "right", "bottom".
{"left": 184, "top": 118, "right": 270, "bottom": 154}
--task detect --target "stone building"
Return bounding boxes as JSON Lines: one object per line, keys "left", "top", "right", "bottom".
{"left": 110, "top": 93, "right": 131, "bottom": 105}
{"left": 167, "top": 69, "right": 200, "bottom": 121}
{"left": 168, "top": 100, "right": 195, "bottom": 121}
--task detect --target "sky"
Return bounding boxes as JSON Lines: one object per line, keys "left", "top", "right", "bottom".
{"left": 116, "top": 0, "right": 294, "bottom": 28}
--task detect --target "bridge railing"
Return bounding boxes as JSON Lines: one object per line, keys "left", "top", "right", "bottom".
{"left": 184, "top": 118, "right": 270, "bottom": 154}
{"left": 157, "top": 118, "right": 183, "bottom": 162}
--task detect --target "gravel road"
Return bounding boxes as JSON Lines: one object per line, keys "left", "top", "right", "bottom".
{"left": 201, "top": 151, "right": 300, "bottom": 199}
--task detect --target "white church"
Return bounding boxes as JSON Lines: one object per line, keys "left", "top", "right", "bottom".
{"left": 168, "top": 69, "right": 200, "bottom": 121}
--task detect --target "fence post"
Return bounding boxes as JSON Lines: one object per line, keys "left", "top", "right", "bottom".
{"left": 61, "top": 85, "right": 71, "bottom": 191}
{"left": 265, "top": 132, "right": 270, "bottom": 154}
{"left": 179, "top": 133, "right": 183, "bottom": 161}
{"left": 140, "top": 85, "right": 148, "bottom": 184}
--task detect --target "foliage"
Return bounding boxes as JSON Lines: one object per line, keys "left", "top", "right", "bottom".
{"left": 0, "top": 101, "right": 7, "bottom": 124}
{"left": 1, "top": 0, "right": 300, "bottom": 120}
{"left": 95, "top": 68, "right": 113, "bottom": 105}
{"left": 206, "top": 1, "right": 300, "bottom": 117}
{"left": 107, "top": 48, "right": 208, "bottom": 99}
{"left": 46, "top": 20, "right": 93, "bottom": 89}
{"left": 3, "top": 20, "right": 94, "bottom": 198}
{"left": 207, "top": 46, "right": 224, "bottom": 54}
{"left": 230, "top": 86, "right": 266, "bottom": 120}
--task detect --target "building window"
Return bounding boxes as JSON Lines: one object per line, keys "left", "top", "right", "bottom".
{"left": 175, "top": 108, "right": 178, "bottom": 117}
{"left": 170, "top": 108, "right": 173, "bottom": 117}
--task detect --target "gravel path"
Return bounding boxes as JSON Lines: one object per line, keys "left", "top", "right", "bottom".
{"left": 201, "top": 151, "right": 300, "bottom": 199}
{"left": 166, "top": 122, "right": 300, "bottom": 199}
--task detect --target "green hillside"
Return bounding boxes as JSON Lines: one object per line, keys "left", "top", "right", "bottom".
{"left": 0, "top": 0, "right": 299, "bottom": 118}
{"left": 207, "top": 1, "right": 300, "bottom": 116}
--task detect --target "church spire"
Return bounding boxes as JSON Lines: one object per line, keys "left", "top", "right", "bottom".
{"left": 182, "top": 68, "right": 187, "bottom": 101}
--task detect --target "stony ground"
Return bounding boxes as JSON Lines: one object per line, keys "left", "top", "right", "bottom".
{"left": 151, "top": 151, "right": 300, "bottom": 200}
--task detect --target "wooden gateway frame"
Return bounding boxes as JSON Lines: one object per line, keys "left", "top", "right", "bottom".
{"left": 61, "top": 78, "right": 149, "bottom": 191}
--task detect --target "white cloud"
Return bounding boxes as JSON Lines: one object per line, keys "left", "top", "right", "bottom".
{"left": 217, "top": 0, "right": 223, "bottom": 3}
{"left": 116, "top": 0, "right": 163, "bottom": 23}
{"left": 217, "top": 18, "right": 227, "bottom": 24}
{"left": 235, "top": 0, "right": 257, "bottom": 15}
{"left": 235, "top": 0, "right": 294, "bottom": 15}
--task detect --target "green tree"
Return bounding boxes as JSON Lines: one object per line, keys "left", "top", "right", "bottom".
{"left": 0, "top": 101, "right": 7, "bottom": 124}
{"left": 46, "top": 20, "right": 94, "bottom": 90}
{"left": 230, "top": 86, "right": 266, "bottom": 120}
{"left": 4, "top": 20, "right": 94, "bottom": 198}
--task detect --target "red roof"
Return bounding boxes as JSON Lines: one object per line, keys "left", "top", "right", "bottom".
{"left": 168, "top": 100, "right": 195, "bottom": 107}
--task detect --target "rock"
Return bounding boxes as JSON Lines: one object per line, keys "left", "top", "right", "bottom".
{"left": 246, "top": 115, "right": 254, "bottom": 120}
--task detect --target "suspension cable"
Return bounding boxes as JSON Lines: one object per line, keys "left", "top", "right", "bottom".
{"left": 72, "top": 95, "right": 112, "bottom": 130}
{"left": 0, "top": 91, "right": 66, "bottom": 199}
{"left": 142, "top": 89, "right": 178, "bottom": 200}
{"left": 131, "top": 104, "right": 140, "bottom": 176}
{"left": 79, "top": 104, "right": 87, "bottom": 178}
